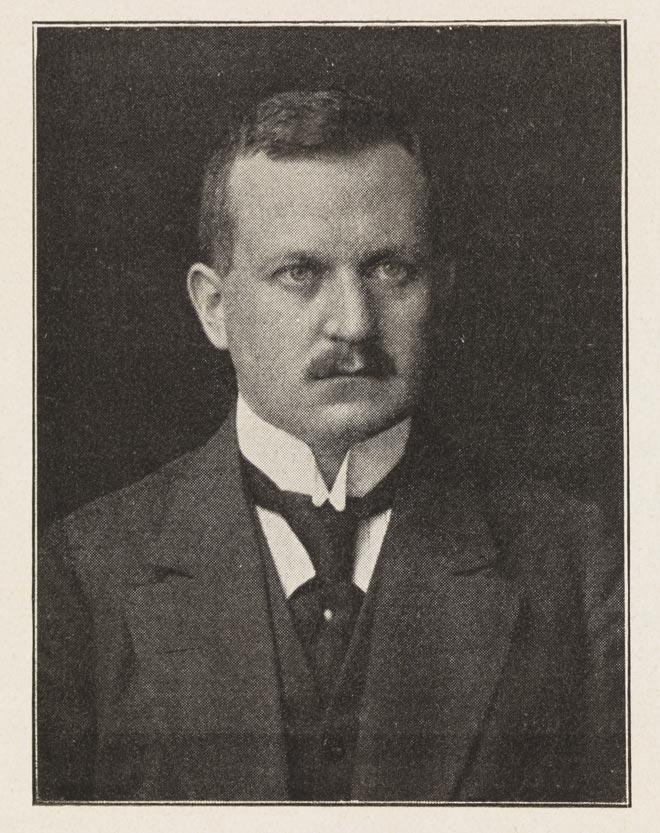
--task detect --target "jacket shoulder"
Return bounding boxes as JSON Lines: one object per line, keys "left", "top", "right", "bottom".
{"left": 423, "top": 428, "right": 607, "bottom": 534}
{"left": 468, "top": 455, "right": 622, "bottom": 590}
{"left": 56, "top": 423, "right": 235, "bottom": 558}
{"left": 480, "top": 466, "right": 605, "bottom": 535}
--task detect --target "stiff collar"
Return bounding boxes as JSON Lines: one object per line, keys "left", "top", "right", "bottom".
{"left": 235, "top": 395, "right": 411, "bottom": 511}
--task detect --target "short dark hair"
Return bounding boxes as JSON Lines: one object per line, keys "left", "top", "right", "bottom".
{"left": 198, "top": 89, "right": 437, "bottom": 270}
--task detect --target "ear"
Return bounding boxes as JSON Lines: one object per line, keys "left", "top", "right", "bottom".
{"left": 187, "top": 262, "right": 229, "bottom": 350}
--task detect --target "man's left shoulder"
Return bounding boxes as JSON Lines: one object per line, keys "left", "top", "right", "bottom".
{"left": 473, "top": 460, "right": 622, "bottom": 588}
{"left": 481, "top": 465, "right": 606, "bottom": 536}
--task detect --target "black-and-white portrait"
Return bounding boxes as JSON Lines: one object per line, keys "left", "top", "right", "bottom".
{"left": 35, "top": 23, "right": 627, "bottom": 804}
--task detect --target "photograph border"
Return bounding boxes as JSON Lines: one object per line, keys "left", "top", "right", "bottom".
{"left": 31, "top": 17, "right": 630, "bottom": 808}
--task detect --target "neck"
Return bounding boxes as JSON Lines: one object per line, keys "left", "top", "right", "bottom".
{"left": 236, "top": 395, "right": 413, "bottom": 497}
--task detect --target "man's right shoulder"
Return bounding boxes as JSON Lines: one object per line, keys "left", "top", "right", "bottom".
{"left": 47, "top": 418, "right": 237, "bottom": 565}
{"left": 61, "top": 449, "right": 192, "bottom": 543}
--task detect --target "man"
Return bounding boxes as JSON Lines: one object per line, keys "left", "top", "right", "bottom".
{"left": 37, "top": 89, "right": 625, "bottom": 803}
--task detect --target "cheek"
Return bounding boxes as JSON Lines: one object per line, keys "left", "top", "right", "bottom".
{"left": 381, "top": 293, "right": 433, "bottom": 353}
{"left": 225, "top": 289, "right": 311, "bottom": 369}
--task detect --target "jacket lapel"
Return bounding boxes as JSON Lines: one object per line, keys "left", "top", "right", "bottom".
{"left": 117, "top": 414, "right": 519, "bottom": 800}
{"left": 354, "top": 442, "right": 521, "bottom": 800}
{"left": 122, "top": 414, "right": 288, "bottom": 799}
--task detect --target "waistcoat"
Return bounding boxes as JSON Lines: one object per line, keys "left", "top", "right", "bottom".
{"left": 258, "top": 524, "right": 378, "bottom": 801}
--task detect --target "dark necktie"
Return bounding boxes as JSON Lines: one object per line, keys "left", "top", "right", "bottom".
{"left": 242, "top": 456, "right": 401, "bottom": 703}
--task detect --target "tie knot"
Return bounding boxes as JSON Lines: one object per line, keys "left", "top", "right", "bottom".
{"left": 241, "top": 456, "right": 401, "bottom": 583}
{"left": 242, "top": 457, "right": 400, "bottom": 520}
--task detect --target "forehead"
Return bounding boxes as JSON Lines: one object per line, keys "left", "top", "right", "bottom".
{"left": 226, "top": 144, "right": 429, "bottom": 260}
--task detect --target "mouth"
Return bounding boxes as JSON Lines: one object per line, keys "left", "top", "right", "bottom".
{"left": 314, "top": 367, "right": 382, "bottom": 381}
{"left": 309, "top": 352, "right": 394, "bottom": 381}
{"left": 324, "top": 359, "right": 371, "bottom": 378}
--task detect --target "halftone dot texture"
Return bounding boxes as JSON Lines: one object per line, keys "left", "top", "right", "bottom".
{"left": 36, "top": 25, "right": 625, "bottom": 804}
{"left": 37, "top": 412, "right": 626, "bottom": 802}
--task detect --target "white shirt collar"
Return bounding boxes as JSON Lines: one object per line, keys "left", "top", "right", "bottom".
{"left": 236, "top": 394, "right": 411, "bottom": 511}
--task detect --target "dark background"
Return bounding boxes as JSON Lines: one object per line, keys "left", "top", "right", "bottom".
{"left": 36, "top": 24, "right": 623, "bottom": 531}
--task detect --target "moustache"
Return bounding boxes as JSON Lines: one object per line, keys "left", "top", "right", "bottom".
{"left": 307, "top": 344, "right": 396, "bottom": 381}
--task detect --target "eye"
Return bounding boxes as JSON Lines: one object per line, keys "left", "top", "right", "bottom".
{"left": 271, "top": 262, "right": 320, "bottom": 289}
{"left": 367, "top": 259, "right": 418, "bottom": 287}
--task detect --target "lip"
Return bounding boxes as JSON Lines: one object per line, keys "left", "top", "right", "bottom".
{"left": 308, "top": 351, "right": 394, "bottom": 381}
{"left": 316, "top": 370, "right": 381, "bottom": 382}
{"left": 329, "top": 367, "right": 370, "bottom": 377}
{"left": 314, "top": 365, "right": 372, "bottom": 378}
{"left": 332, "top": 360, "right": 368, "bottom": 375}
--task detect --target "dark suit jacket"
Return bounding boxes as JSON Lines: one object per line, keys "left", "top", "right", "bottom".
{"left": 37, "top": 413, "right": 626, "bottom": 803}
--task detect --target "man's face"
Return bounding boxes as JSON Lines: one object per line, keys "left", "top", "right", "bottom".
{"left": 220, "top": 143, "right": 439, "bottom": 449}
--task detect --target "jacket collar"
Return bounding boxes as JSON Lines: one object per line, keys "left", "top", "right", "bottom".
{"left": 131, "top": 411, "right": 288, "bottom": 799}
{"left": 353, "top": 429, "right": 521, "bottom": 799}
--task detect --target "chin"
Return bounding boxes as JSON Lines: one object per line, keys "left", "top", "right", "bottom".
{"left": 310, "top": 398, "right": 412, "bottom": 446}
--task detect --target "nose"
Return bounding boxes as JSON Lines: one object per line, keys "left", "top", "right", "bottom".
{"left": 323, "top": 268, "right": 377, "bottom": 343}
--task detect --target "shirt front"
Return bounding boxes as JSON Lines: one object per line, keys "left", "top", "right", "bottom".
{"left": 236, "top": 395, "right": 410, "bottom": 597}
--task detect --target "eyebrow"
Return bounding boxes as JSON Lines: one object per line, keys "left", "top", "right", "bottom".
{"left": 360, "top": 246, "right": 427, "bottom": 268}
{"left": 266, "top": 251, "right": 326, "bottom": 267}
{"left": 262, "top": 244, "right": 428, "bottom": 271}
